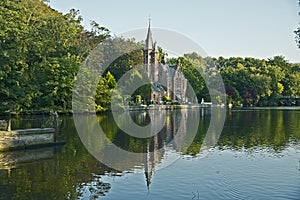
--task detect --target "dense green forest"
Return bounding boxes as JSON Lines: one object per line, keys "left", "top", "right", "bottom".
{"left": 0, "top": 0, "right": 109, "bottom": 113}
{"left": 176, "top": 54, "right": 300, "bottom": 107}
{"left": 1, "top": 0, "right": 300, "bottom": 113}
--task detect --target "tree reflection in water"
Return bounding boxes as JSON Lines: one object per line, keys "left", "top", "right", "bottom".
{"left": 0, "top": 108, "right": 299, "bottom": 198}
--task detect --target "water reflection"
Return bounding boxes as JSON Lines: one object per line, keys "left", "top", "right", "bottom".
{"left": 74, "top": 109, "right": 202, "bottom": 170}
{"left": 0, "top": 117, "right": 114, "bottom": 199}
{"left": 0, "top": 147, "right": 58, "bottom": 171}
{"left": 219, "top": 109, "right": 300, "bottom": 151}
{"left": 0, "top": 108, "right": 299, "bottom": 199}
{"left": 75, "top": 109, "right": 202, "bottom": 190}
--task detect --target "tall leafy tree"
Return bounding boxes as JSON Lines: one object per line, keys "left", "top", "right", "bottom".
{"left": 0, "top": 0, "right": 110, "bottom": 112}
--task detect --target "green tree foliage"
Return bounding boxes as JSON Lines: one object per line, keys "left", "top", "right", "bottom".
{"left": 104, "top": 38, "right": 144, "bottom": 81}
{"left": 81, "top": 37, "right": 147, "bottom": 111}
{"left": 167, "top": 54, "right": 209, "bottom": 103}
{"left": 218, "top": 56, "right": 300, "bottom": 106}
{"left": 0, "top": 0, "right": 109, "bottom": 113}
{"left": 95, "top": 71, "right": 116, "bottom": 112}
{"left": 169, "top": 53, "right": 300, "bottom": 107}
{"left": 129, "top": 71, "right": 152, "bottom": 104}
{"left": 1, "top": 0, "right": 299, "bottom": 113}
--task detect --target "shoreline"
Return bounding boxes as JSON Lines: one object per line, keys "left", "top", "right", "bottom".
{"left": 1, "top": 105, "right": 300, "bottom": 116}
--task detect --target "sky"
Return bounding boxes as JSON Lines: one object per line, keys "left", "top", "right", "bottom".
{"left": 48, "top": 0, "right": 300, "bottom": 63}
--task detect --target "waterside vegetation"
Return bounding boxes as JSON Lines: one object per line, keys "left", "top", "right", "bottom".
{"left": 1, "top": 0, "right": 300, "bottom": 114}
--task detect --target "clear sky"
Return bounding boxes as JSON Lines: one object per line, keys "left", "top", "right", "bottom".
{"left": 48, "top": 0, "right": 300, "bottom": 63}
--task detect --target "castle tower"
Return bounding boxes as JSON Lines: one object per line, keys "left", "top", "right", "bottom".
{"left": 143, "top": 20, "right": 159, "bottom": 81}
{"left": 144, "top": 21, "right": 153, "bottom": 78}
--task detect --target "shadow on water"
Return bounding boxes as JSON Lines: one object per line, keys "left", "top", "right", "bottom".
{"left": 0, "top": 116, "right": 114, "bottom": 200}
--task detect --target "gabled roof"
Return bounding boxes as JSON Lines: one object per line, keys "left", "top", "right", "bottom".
{"left": 169, "top": 65, "right": 178, "bottom": 71}
{"left": 153, "top": 41, "right": 159, "bottom": 52}
{"left": 152, "top": 82, "right": 166, "bottom": 93}
{"left": 168, "top": 65, "right": 178, "bottom": 78}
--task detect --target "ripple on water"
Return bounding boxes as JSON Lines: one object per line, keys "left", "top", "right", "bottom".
{"left": 200, "top": 146, "right": 300, "bottom": 200}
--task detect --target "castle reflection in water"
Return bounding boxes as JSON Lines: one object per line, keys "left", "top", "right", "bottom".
{"left": 129, "top": 108, "right": 195, "bottom": 189}
{"left": 0, "top": 108, "right": 204, "bottom": 192}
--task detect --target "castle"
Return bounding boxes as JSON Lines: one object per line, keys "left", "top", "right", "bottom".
{"left": 143, "top": 22, "right": 188, "bottom": 104}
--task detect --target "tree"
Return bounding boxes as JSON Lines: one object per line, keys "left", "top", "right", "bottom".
{"left": 167, "top": 53, "right": 208, "bottom": 103}
{"left": 0, "top": 0, "right": 29, "bottom": 111}
{"left": 0, "top": 0, "right": 110, "bottom": 112}
{"left": 95, "top": 72, "right": 117, "bottom": 112}
{"left": 104, "top": 38, "right": 144, "bottom": 81}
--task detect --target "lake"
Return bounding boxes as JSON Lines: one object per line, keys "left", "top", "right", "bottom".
{"left": 0, "top": 107, "right": 299, "bottom": 199}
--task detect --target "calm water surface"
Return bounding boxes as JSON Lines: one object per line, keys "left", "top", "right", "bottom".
{"left": 0, "top": 108, "right": 299, "bottom": 199}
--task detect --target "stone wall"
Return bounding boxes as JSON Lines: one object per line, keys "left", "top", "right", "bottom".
{"left": 0, "top": 120, "right": 7, "bottom": 131}
{"left": 0, "top": 128, "right": 55, "bottom": 151}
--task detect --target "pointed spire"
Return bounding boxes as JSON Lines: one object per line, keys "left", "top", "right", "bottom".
{"left": 145, "top": 170, "right": 152, "bottom": 190}
{"left": 144, "top": 18, "right": 153, "bottom": 50}
{"left": 153, "top": 41, "right": 159, "bottom": 52}
{"left": 144, "top": 141, "right": 153, "bottom": 190}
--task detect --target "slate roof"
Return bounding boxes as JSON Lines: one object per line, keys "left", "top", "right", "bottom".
{"left": 152, "top": 82, "right": 166, "bottom": 92}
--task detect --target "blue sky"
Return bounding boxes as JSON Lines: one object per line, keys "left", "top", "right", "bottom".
{"left": 49, "top": 0, "right": 300, "bottom": 63}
